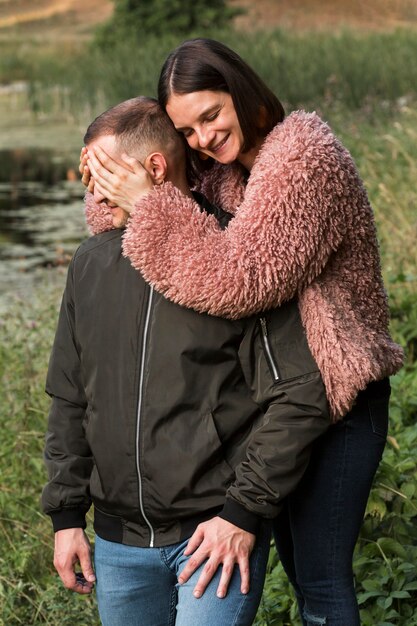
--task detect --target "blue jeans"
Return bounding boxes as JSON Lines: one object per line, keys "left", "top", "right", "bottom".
{"left": 94, "top": 521, "right": 271, "bottom": 626}
{"left": 273, "top": 380, "right": 390, "bottom": 626}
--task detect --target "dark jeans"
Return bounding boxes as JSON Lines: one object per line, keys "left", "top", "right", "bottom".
{"left": 273, "top": 379, "right": 390, "bottom": 626}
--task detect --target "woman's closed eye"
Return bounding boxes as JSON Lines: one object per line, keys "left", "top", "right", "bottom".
{"left": 206, "top": 110, "right": 220, "bottom": 122}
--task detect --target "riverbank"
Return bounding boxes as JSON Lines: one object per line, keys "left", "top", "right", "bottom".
{"left": 0, "top": 84, "right": 82, "bottom": 152}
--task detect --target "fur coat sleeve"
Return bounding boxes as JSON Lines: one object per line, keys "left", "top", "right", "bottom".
{"left": 84, "top": 192, "right": 114, "bottom": 234}
{"left": 121, "top": 111, "right": 355, "bottom": 318}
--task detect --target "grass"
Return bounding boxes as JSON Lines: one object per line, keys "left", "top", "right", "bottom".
{"left": 1, "top": 27, "right": 417, "bottom": 125}
{"left": 0, "top": 284, "right": 100, "bottom": 624}
{"left": 333, "top": 106, "right": 417, "bottom": 290}
{"left": 0, "top": 22, "right": 416, "bottom": 626}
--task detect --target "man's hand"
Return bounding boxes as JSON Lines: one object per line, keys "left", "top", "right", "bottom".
{"left": 54, "top": 528, "right": 96, "bottom": 595}
{"left": 178, "top": 517, "right": 256, "bottom": 599}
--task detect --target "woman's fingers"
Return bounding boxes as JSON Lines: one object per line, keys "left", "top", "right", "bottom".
{"left": 87, "top": 150, "right": 114, "bottom": 185}
{"left": 93, "top": 179, "right": 108, "bottom": 201}
{"left": 86, "top": 175, "right": 95, "bottom": 194}
{"left": 121, "top": 154, "right": 145, "bottom": 175}
{"left": 79, "top": 147, "right": 87, "bottom": 175}
{"left": 81, "top": 165, "right": 92, "bottom": 188}
{"left": 87, "top": 146, "right": 133, "bottom": 197}
{"left": 86, "top": 146, "right": 153, "bottom": 210}
{"left": 87, "top": 159, "right": 118, "bottom": 200}
{"left": 79, "top": 148, "right": 92, "bottom": 188}
{"left": 93, "top": 144, "right": 131, "bottom": 178}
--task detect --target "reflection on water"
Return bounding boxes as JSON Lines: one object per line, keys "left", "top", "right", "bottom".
{"left": 0, "top": 178, "right": 87, "bottom": 308}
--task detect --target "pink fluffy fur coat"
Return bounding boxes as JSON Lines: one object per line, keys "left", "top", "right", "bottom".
{"left": 85, "top": 110, "right": 403, "bottom": 419}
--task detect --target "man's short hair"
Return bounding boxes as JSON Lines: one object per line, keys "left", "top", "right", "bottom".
{"left": 83, "top": 96, "right": 185, "bottom": 163}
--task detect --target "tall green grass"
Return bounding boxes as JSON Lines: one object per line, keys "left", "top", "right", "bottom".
{"left": 2, "top": 28, "right": 417, "bottom": 123}
{"left": 334, "top": 106, "right": 417, "bottom": 289}
{"left": 0, "top": 286, "right": 100, "bottom": 624}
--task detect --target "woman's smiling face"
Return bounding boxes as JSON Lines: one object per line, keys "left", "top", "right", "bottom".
{"left": 166, "top": 90, "right": 259, "bottom": 171}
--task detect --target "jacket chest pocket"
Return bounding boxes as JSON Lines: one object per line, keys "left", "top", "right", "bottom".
{"left": 258, "top": 301, "right": 319, "bottom": 385}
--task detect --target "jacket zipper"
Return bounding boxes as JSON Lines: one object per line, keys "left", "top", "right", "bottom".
{"left": 135, "top": 286, "right": 155, "bottom": 547}
{"left": 259, "top": 317, "right": 281, "bottom": 383}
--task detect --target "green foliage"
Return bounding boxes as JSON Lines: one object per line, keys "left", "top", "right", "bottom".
{"left": 352, "top": 336, "right": 417, "bottom": 626}
{"left": 255, "top": 552, "right": 301, "bottom": 625}
{"left": 0, "top": 285, "right": 100, "bottom": 624}
{"left": 334, "top": 106, "right": 417, "bottom": 290}
{"left": 5, "top": 27, "right": 417, "bottom": 122}
{"left": 86, "top": 27, "right": 417, "bottom": 114}
{"left": 210, "top": 28, "right": 417, "bottom": 112}
{"left": 96, "top": 0, "right": 242, "bottom": 45}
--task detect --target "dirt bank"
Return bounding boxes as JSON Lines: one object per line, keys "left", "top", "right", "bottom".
{"left": 0, "top": 0, "right": 416, "bottom": 40}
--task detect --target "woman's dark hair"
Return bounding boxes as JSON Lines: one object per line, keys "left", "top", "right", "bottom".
{"left": 158, "top": 38, "right": 285, "bottom": 157}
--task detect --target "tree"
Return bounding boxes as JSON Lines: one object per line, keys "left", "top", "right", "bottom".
{"left": 107, "top": 0, "right": 242, "bottom": 37}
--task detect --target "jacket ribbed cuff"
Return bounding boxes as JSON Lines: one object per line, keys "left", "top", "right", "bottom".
{"left": 49, "top": 508, "right": 87, "bottom": 533}
{"left": 218, "top": 498, "right": 261, "bottom": 535}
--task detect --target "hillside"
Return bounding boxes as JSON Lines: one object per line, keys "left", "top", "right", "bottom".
{"left": 0, "top": 0, "right": 113, "bottom": 38}
{"left": 0, "top": 0, "right": 416, "bottom": 39}
{"left": 231, "top": 0, "right": 417, "bottom": 31}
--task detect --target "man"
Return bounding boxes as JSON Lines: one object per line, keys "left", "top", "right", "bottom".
{"left": 42, "top": 97, "right": 329, "bottom": 626}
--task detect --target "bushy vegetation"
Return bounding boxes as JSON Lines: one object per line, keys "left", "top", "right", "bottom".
{"left": 0, "top": 13, "right": 416, "bottom": 625}
{"left": 95, "top": 0, "right": 242, "bottom": 43}
{"left": 2, "top": 28, "right": 417, "bottom": 125}
{"left": 0, "top": 286, "right": 100, "bottom": 624}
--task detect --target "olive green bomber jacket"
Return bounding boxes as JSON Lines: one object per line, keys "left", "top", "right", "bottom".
{"left": 42, "top": 225, "right": 329, "bottom": 548}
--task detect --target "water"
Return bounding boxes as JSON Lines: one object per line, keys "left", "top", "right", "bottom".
{"left": 0, "top": 169, "right": 88, "bottom": 310}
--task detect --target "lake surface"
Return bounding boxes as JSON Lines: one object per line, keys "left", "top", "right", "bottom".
{"left": 0, "top": 149, "right": 88, "bottom": 311}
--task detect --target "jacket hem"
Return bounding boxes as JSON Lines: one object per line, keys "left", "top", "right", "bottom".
{"left": 94, "top": 506, "right": 224, "bottom": 547}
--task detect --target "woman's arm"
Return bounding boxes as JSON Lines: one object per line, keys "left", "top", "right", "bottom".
{"left": 123, "top": 113, "right": 355, "bottom": 318}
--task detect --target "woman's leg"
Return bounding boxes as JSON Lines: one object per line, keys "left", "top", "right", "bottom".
{"left": 174, "top": 521, "right": 271, "bottom": 626}
{"left": 273, "top": 385, "right": 389, "bottom": 626}
{"left": 94, "top": 535, "right": 177, "bottom": 626}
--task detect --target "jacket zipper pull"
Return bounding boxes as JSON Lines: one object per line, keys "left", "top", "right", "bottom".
{"left": 260, "top": 317, "right": 268, "bottom": 336}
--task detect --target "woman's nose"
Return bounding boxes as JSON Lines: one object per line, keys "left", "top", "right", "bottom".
{"left": 197, "top": 126, "right": 215, "bottom": 149}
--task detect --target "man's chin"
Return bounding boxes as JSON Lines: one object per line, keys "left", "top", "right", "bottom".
{"left": 110, "top": 209, "right": 129, "bottom": 229}
{"left": 112, "top": 216, "right": 128, "bottom": 229}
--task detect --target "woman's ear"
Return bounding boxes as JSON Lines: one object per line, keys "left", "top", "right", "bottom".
{"left": 143, "top": 152, "right": 168, "bottom": 185}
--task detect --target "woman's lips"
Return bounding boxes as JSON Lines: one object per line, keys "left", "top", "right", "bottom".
{"left": 211, "top": 134, "right": 229, "bottom": 154}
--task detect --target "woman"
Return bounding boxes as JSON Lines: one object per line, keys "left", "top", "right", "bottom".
{"left": 84, "top": 39, "right": 403, "bottom": 626}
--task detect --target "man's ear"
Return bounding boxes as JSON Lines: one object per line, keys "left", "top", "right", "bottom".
{"left": 143, "top": 152, "right": 167, "bottom": 185}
